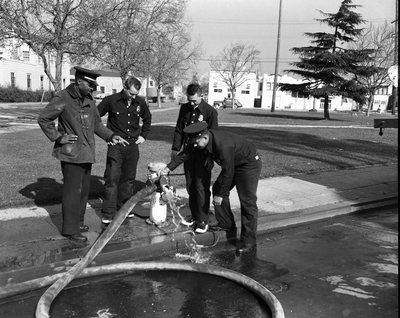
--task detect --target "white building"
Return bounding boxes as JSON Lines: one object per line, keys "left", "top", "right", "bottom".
{"left": 71, "top": 68, "right": 160, "bottom": 100}
{"left": 261, "top": 74, "right": 355, "bottom": 111}
{"left": 208, "top": 71, "right": 260, "bottom": 108}
{"left": 0, "top": 42, "right": 71, "bottom": 91}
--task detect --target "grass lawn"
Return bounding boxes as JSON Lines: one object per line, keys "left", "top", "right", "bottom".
{"left": 0, "top": 101, "right": 397, "bottom": 209}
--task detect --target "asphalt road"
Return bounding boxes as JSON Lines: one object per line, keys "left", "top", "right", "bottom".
{"left": 241, "top": 206, "right": 398, "bottom": 318}
{"left": 0, "top": 206, "right": 397, "bottom": 318}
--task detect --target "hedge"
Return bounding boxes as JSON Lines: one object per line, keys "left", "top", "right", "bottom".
{"left": 0, "top": 86, "right": 54, "bottom": 103}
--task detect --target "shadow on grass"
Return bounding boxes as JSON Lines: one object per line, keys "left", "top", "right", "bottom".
{"left": 230, "top": 110, "right": 346, "bottom": 121}
{"left": 18, "top": 175, "right": 147, "bottom": 232}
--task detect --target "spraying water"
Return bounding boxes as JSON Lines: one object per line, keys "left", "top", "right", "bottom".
{"left": 146, "top": 162, "right": 218, "bottom": 263}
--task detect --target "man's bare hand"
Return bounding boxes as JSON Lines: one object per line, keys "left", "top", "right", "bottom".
{"left": 59, "top": 134, "right": 78, "bottom": 144}
{"left": 109, "top": 135, "right": 129, "bottom": 146}
{"left": 136, "top": 136, "right": 145, "bottom": 144}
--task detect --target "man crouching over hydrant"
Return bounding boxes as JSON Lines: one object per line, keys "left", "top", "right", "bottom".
{"left": 159, "top": 121, "right": 262, "bottom": 254}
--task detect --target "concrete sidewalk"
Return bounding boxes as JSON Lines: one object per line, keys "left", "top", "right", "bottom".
{"left": 0, "top": 164, "right": 397, "bottom": 286}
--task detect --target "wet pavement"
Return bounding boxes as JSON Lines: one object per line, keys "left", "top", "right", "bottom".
{"left": 0, "top": 207, "right": 397, "bottom": 318}
{"left": 0, "top": 164, "right": 397, "bottom": 275}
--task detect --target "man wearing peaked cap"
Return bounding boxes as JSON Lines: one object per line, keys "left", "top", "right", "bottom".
{"left": 169, "top": 83, "right": 218, "bottom": 234}
{"left": 37, "top": 66, "right": 129, "bottom": 245}
{"left": 74, "top": 66, "right": 101, "bottom": 91}
{"left": 160, "top": 124, "right": 262, "bottom": 254}
{"left": 184, "top": 121, "right": 208, "bottom": 144}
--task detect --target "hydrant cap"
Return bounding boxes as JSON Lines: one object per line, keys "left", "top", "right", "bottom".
{"left": 148, "top": 162, "right": 167, "bottom": 173}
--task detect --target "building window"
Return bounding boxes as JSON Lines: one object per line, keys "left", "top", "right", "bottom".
{"left": 213, "top": 82, "right": 218, "bottom": 88}
{"left": 112, "top": 89, "right": 117, "bottom": 94}
{"left": 320, "top": 98, "right": 332, "bottom": 109}
{"left": 23, "top": 51, "right": 30, "bottom": 62}
{"left": 241, "top": 90, "right": 250, "bottom": 94}
{"left": 149, "top": 80, "right": 154, "bottom": 86}
{"left": 246, "top": 84, "right": 250, "bottom": 89}
{"left": 27, "top": 74, "right": 31, "bottom": 89}
{"left": 100, "top": 86, "right": 105, "bottom": 93}
{"left": 40, "top": 76, "right": 44, "bottom": 90}
{"left": 266, "top": 82, "right": 272, "bottom": 90}
{"left": 376, "top": 86, "right": 389, "bottom": 95}
{"left": 11, "top": 72, "right": 16, "bottom": 88}
{"left": 63, "top": 78, "right": 66, "bottom": 89}
{"left": 214, "top": 89, "right": 222, "bottom": 93}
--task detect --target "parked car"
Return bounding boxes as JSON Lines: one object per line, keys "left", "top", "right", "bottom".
{"left": 222, "top": 98, "right": 242, "bottom": 109}
{"left": 213, "top": 100, "right": 223, "bottom": 109}
{"left": 94, "top": 93, "right": 110, "bottom": 100}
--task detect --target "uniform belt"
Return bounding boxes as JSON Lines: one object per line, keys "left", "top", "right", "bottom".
{"left": 125, "top": 136, "right": 138, "bottom": 141}
{"left": 123, "top": 136, "right": 138, "bottom": 144}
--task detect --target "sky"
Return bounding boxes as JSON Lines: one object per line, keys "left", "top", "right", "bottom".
{"left": 184, "top": 0, "right": 396, "bottom": 78}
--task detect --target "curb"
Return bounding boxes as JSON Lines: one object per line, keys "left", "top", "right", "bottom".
{"left": 0, "top": 195, "right": 396, "bottom": 289}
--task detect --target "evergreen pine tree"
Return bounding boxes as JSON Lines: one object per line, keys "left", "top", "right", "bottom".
{"left": 280, "top": 0, "right": 374, "bottom": 119}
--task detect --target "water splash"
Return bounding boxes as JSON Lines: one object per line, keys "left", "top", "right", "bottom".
{"left": 162, "top": 187, "right": 185, "bottom": 231}
{"left": 162, "top": 187, "right": 210, "bottom": 263}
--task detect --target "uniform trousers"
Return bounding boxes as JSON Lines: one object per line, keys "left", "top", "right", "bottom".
{"left": 102, "top": 142, "right": 139, "bottom": 217}
{"left": 61, "top": 161, "right": 92, "bottom": 235}
{"left": 184, "top": 149, "right": 212, "bottom": 224}
{"left": 213, "top": 158, "right": 262, "bottom": 244}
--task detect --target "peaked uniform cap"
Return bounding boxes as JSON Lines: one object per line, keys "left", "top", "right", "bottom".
{"left": 74, "top": 66, "right": 101, "bottom": 86}
{"left": 184, "top": 121, "right": 208, "bottom": 144}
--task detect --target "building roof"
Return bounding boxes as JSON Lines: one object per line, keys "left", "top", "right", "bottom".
{"left": 70, "top": 67, "right": 120, "bottom": 78}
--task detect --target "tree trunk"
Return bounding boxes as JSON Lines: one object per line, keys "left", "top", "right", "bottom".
{"left": 157, "top": 86, "right": 162, "bottom": 108}
{"left": 54, "top": 53, "right": 63, "bottom": 92}
{"left": 366, "top": 95, "right": 374, "bottom": 117}
{"left": 323, "top": 95, "right": 330, "bottom": 120}
{"left": 232, "top": 91, "right": 236, "bottom": 110}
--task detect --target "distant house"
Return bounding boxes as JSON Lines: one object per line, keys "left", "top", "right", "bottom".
{"left": 70, "top": 68, "right": 160, "bottom": 100}
{"left": 208, "top": 71, "right": 259, "bottom": 108}
{"left": 207, "top": 71, "right": 394, "bottom": 112}
{"left": 0, "top": 42, "right": 70, "bottom": 91}
{"left": 261, "top": 74, "right": 356, "bottom": 111}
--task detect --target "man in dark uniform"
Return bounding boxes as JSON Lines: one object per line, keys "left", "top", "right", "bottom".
{"left": 38, "top": 66, "right": 128, "bottom": 244}
{"left": 161, "top": 121, "right": 262, "bottom": 254}
{"left": 98, "top": 76, "right": 152, "bottom": 224}
{"left": 171, "top": 83, "right": 218, "bottom": 233}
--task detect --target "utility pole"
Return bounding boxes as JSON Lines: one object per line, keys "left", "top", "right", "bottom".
{"left": 390, "top": 0, "right": 398, "bottom": 115}
{"left": 271, "top": 0, "right": 282, "bottom": 112}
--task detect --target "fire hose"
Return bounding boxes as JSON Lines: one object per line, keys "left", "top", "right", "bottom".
{"left": 0, "top": 173, "right": 285, "bottom": 318}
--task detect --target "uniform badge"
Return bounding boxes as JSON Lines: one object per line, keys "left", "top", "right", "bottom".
{"left": 136, "top": 105, "right": 141, "bottom": 112}
{"left": 198, "top": 114, "right": 203, "bottom": 122}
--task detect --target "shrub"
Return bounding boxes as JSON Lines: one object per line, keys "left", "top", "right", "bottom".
{"left": 0, "top": 86, "right": 54, "bottom": 103}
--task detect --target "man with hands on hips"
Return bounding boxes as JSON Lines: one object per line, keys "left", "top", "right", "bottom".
{"left": 38, "top": 66, "right": 128, "bottom": 244}
{"left": 159, "top": 121, "right": 262, "bottom": 254}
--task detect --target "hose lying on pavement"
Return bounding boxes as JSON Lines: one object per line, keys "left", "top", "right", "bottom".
{"left": 35, "top": 183, "right": 157, "bottom": 318}
{"left": 2, "top": 262, "right": 285, "bottom": 318}
{"left": 0, "top": 178, "right": 285, "bottom": 318}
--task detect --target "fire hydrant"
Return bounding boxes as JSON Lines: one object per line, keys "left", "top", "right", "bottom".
{"left": 146, "top": 162, "right": 169, "bottom": 225}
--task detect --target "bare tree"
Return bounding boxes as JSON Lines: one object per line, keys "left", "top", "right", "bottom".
{"left": 351, "top": 21, "right": 396, "bottom": 116}
{"left": 86, "top": 0, "right": 191, "bottom": 85}
{"left": 210, "top": 42, "right": 261, "bottom": 109}
{"left": 144, "top": 12, "right": 202, "bottom": 108}
{"left": 0, "top": 0, "right": 113, "bottom": 92}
